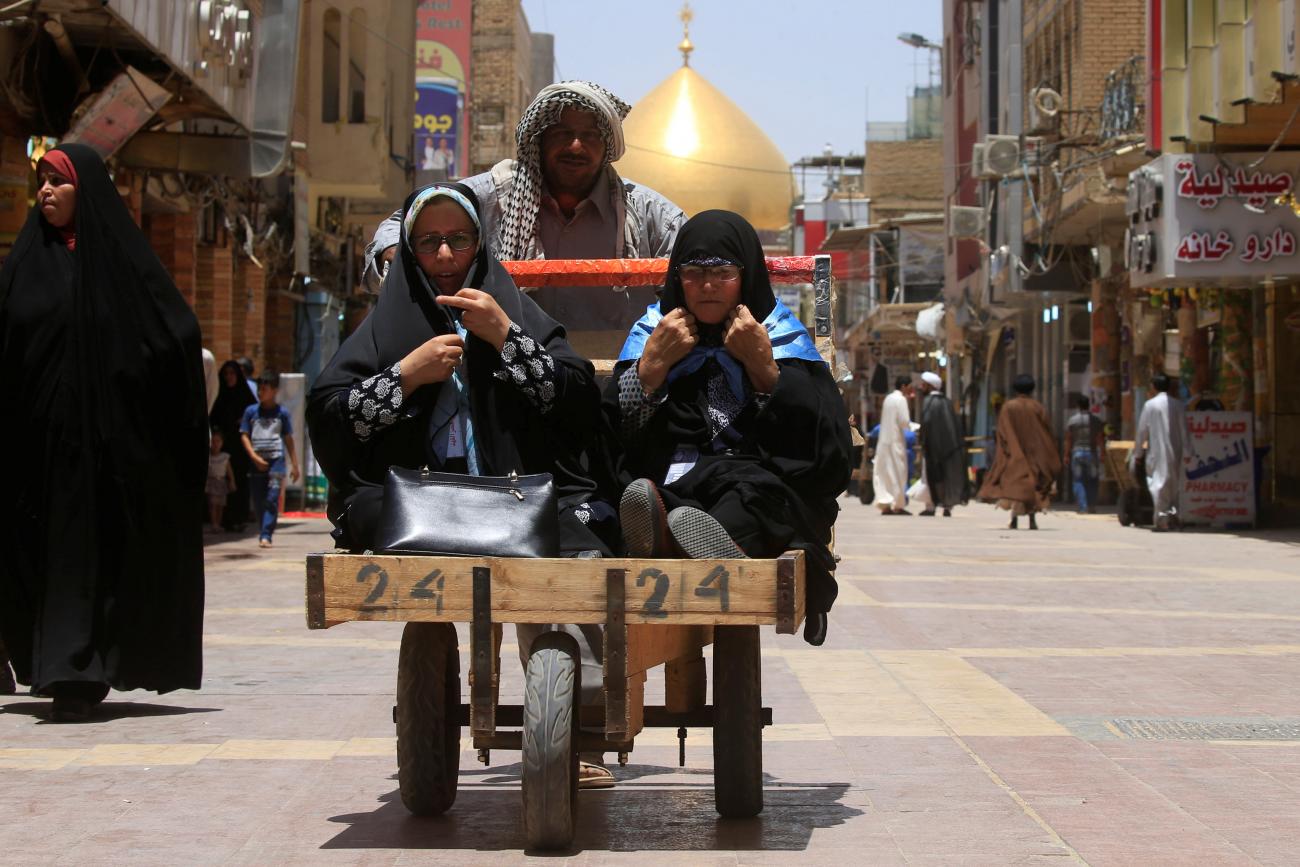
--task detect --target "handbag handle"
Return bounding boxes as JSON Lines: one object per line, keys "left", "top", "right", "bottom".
{"left": 420, "top": 465, "right": 526, "bottom": 500}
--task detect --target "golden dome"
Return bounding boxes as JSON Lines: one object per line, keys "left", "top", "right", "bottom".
{"left": 616, "top": 57, "right": 795, "bottom": 231}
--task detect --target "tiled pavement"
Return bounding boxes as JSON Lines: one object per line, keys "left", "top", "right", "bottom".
{"left": 2, "top": 502, "right": 1299, "bottom": 865}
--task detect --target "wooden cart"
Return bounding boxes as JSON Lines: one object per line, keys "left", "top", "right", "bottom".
{"left": 1103, "top": 440, "right": 1154, "bottom": 526}
{"left": 306, "top": 552, "right": 803, "bottom": 848}
{"left": 304, "top": 255, "right": 835, "bottom": 849}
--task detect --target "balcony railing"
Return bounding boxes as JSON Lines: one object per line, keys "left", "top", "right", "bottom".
{"left": 1100, "top": 55, "right": 1145, "bottom": 141}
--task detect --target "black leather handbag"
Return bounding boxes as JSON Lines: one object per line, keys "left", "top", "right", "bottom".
{"left": 373, "top": 467, "right": 559, "bottom": 557}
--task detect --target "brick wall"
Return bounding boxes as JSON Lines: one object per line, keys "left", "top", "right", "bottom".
{"left": 264, "top": 289, "right": 297, "bottom": 376}
{"left": 195, "top": 245, "right": 235, "bottom": 363}
{"left": 146, "top": 213, "right": 198, "bottom": 307}
{"left": 865, "top": 139, "right": 945, "bottom": 214}
{"left": 469, "top": 0, "right": 531, "bottom": 174}
{"left": 1024, "top": 0, "right": 1144, "bottom": 131}
{"left": 236, "top": 258, "right": 267, "bottom": 372}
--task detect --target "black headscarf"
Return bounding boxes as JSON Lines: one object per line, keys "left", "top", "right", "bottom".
{"left": 0, "top": 144, "right": 207, "bottom": 693}
{"left": 659, "top": 209, "right": 777, "bottom": 341}
{"left": 211, "top": 359, "right": 256, "bottom": 435}
{"left": 308, "top": 182, "right": 604, "bottom": 545}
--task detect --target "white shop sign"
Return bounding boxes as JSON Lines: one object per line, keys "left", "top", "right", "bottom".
{"left": 1127, "top": 153, "right": 1300, "bottom": 287}
{"left": 1181, "top": 411, "right": 1255, "bottom": 528}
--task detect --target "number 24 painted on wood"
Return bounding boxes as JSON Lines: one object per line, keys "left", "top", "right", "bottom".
{"left": 635, "top": 565, "right": 730, "bottom": 617}
{"left": 356, "top": 565, "right": 444, "bottom": 613}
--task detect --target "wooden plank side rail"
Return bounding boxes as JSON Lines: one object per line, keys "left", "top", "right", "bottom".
{"left": 304, "top": 552, "right": 804, "bottom": 630}
{"left": 501, "top": 256, "right": 826, "bottom": 288}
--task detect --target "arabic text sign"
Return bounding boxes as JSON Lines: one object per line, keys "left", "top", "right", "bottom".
{"left": 1182, "top": 411, "right": 1255, "bottom": 528}
{"left": 1128, "top": 153, "right": 1300, "bottom": 286}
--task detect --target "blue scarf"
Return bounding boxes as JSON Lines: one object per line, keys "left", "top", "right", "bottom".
{"left": 617, "top": 299, "right": 823, "bottom": 399}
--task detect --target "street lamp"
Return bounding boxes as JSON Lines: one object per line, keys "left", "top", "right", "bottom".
{"left": 897, "top": 32, "right": 940, "bottom": 50}
{"left": 897, "top": 31, "right": 942, "bottom": 136}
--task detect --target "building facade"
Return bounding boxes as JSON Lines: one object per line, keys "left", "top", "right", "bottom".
{"left": 942, "top": 0, "right": 1298, "bottom": 521}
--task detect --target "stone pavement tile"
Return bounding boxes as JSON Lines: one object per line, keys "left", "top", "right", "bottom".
{"left": 1072, "top": 848, "right": 1261, "bottom": 867}
{"left": 962, "top": 655, "right": 1300, "bottom": 719}
{"left": 1092, "top": 741, "right": 1300, "bottom": 865}
{"left": 858, "top": 576, "right": 1300, "bottom": 619}
{"left": 966, "top": 737, "right": 1261, "bottom": 864}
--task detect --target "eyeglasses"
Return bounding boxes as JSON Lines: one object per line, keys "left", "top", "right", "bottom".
{"left": 412, "top": 231, "right": 478, "bottom": 254}
{"left": 678, "top": 264, "right": 743, "bottom": 285}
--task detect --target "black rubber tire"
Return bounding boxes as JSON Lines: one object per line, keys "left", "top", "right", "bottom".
{"left": 713, "top": 625, "right": 763, "bottom": 818}
{"left": 396, "top": 622, "right": 460, "bottom": 817}
{"left": 1118, "top": 489, "right": 1133, "bottom": 526}
{"left": 521, "top": 631, "right": 580, "bottom": 850}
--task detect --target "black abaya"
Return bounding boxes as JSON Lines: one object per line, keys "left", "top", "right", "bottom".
{"left": 210, "top": 359, "right": 256, "bottom": 528}
{"left": 921, "top": 392, "right": 968, "bottom": 509}
{"left": 602, "top": 210, "right": 852, "bottom": 616}
{"left": 0, "top": 144, "right": 207, "bottom": 694}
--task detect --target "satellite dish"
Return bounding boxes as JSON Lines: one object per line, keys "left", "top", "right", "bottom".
{"left": 1032, "top": 87, "right": 1063, "bottom": 117}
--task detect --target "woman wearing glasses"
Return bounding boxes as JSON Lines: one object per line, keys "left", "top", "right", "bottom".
{"left": 307, "top": 182, "right": 611, "bottom": 557}
{"left": 604, "top": 210, "right": 852, "bottom": 645}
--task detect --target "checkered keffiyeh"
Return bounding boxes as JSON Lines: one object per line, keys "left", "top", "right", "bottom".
{"left": 496, "top": 81, "right": 632, "bottom": 261}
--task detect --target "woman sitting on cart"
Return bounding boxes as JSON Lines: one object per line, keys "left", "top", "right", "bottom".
{"left": 604, "top": 210, "right": 852, "bottom": 645}
{"left": 307, "top": 181, "right": 612, "bottom": 556}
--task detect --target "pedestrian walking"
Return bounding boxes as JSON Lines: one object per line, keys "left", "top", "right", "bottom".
{"left": 210, "top": 359, "right": 257, "bottom": 530}
{"left": 240, "top": 370, "right": 300, "bottom": 548}
{"left": 873, "top": 377, "right": 914, "bottom": 514}
{"left": 978, "top": 373, "right": 1061, "bottom": 530}
{"left": 0, "top": 641, "right": 14, "bottom": 695}
{"left": 1131, "top": 373, "right": 1185, "bottom": 531}
{"left": 916, "top": 371, "right": 967, "bottom": 517}
{"left": 207, "top": 427, "right": 237, "bottom": 532}
{"left": 0, "top": 144, "right": 207, "bottom": 721}
{"left": 1064, "top": 395, "right": 1104, "bottom": 513}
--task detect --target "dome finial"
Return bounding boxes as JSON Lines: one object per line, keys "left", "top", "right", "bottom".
{"left": 678, "top": 2, "right": 694, "bottom": 67}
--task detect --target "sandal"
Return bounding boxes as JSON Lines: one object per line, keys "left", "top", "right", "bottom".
{"left": 578, "top": 761, "right": 616, "bottom": 790}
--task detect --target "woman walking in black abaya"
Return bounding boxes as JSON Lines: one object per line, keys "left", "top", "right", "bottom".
{"left": 0, "top": 145, "right": 208, "bottom": 721}
{"left": 604, "top": 210, "right": 852, "bottom": 645}
{"left": 210, "top": 359, "right": 257, "bottom": 530}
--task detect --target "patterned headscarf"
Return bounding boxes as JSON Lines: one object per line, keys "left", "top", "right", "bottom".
{"left": 496, "top": 81, "right": 632, "bottom": 261}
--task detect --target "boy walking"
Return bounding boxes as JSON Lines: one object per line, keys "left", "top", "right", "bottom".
{"left": 240, "top": 370, "right": 299, "bottom": 548}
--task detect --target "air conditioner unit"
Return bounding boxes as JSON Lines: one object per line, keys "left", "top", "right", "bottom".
{"left": 970, "top": 142, "right": 996, "bottom": 180}
{"left": 1027, "top": 87, "right": 1062, "bottom": 134}
{"left": 949, "top": 205, "right": 986, "bottom": 238}
{"left": 983, "top": 134, "right": 1044, "bottom": 177}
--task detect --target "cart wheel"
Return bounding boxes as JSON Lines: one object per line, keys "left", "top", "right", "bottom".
{"left": 713, "top": 625, "right": 763, "bottom": 818}
{"left": 521, "top": 631, "right": 580, "bottom": 850}
{"left": 396, "top": 622, "right": 460, "bottom": 817}
{"left": 1117, "top": 490, "right": 1133, "bottom": 526}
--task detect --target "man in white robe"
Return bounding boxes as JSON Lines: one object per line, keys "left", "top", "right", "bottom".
{"left": 873, "top": 377, "right": 914, "bottom": 514}
{"left": 1131, "top": 373, "right": 1185, "bottom": 531}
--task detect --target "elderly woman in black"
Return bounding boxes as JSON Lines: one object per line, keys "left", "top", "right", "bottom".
{"left": 307, "top": 181, "right": 610, "bottom": 552}
{"left": 605, "top": 210, "right": 852, "bottom": 645}
{"left": 307, "top": 182, "right": 618, "bottom": 786}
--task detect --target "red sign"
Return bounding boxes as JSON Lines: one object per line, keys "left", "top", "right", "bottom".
{"left": 416, "top": 1, "right": 470, "bottom": 86}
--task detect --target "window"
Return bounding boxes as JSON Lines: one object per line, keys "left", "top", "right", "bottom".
{"left": 347, "top": 8, "right": 367, "bottom": 123}
{"left": 322, "top": 8, "right": 341, "bottom": 123}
